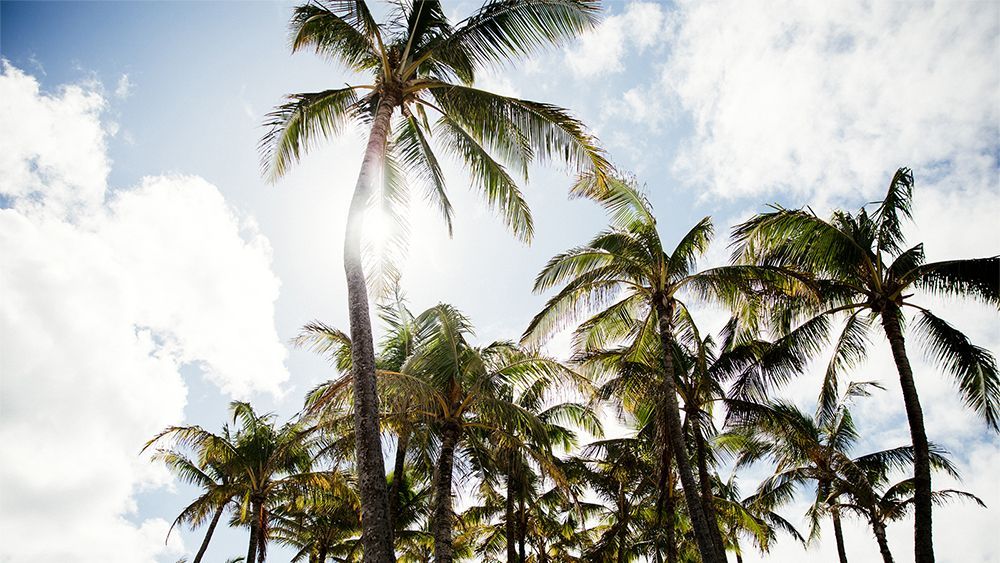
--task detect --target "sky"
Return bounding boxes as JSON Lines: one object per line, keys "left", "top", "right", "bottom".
{"left": 0, "top": 1, "right": 998, "bottom": 561}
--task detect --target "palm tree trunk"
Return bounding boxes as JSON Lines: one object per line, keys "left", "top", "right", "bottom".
{"left": 653, "top": 297, "right": 724, "bottom": 563}
{"left": 692, "top": 409, "right": 727, "bottom": 558}
{"left": 344, "top": 91, "right": 400, "bottom": 563}
{"left": 617, "top": 482, "right": 627, "bottom": 563}
{"left": 318, "top": 545, "right": 329, "bottom": 563}
{"left": 192, "top": 505, "right": 224, "bottom": 563}
{"left": 518, "top": 495, "right": 527, "bottom": 563}
{"left": 871, "top": 518, "right": 894, "bottom": 563}
{"left": 257, "top": 502, "right": 268, "bottom": 563}
{"left": 246, "top": 511, "right": 258, "bottom": 563}
{"left": 654, "top": 419, "right": 678, "bottom": 563}
{"left": 832, "top": 506, "right": 848, "bottom": 563}
{"left": 389, "top": 428, "right": 411, "bottom": 531}
{"left": 880, "top": 304, "right": 933, "bottom": 563}
{"left": 431, "top": 420, "right": 461, "bottom": 563}
{"left": 506, "top": 471, "right": 517, "bottom": 562}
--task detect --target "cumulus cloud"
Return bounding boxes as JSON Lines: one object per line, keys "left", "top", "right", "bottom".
{"left": 0, "top": 63, "right": 287, "bottom": 561}
{"left": 664, "top": 0, "right": 999, "bottom": 202}
{"left": 565, "top": 1, "right": 667, "bottom": 78}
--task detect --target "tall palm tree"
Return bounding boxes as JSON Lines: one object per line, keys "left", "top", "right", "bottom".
{"left": 148, "top": 402, "right": 342, "bottom": 563}
{"left": 731, "top": 167, "right": 999, "bottom": 562}
{"left": 391, "top": 304, "right": 581, "bottom": 562}
{"left": 261, "top": 2, "right": 610, "bottom": 557}
{"left": 724, "top": 382, "right": 958, "bottom": 563}
{"left": 524, "top": 176, "right": 776, "bottom": 563}
{"left": 143, "top": 430, "right": 237, "bottom": 563}
{"left": 828, "top": 447, "right": 984, "bottom": 563}
{"left": 462, "top": 380, "right": 601, "bottom": 562}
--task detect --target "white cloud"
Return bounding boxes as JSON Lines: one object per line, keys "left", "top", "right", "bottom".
{"left": 0, "top": 63, "right": 287, "bottom": 561}
{"left": 664, "top": 0, "right": 999, "bottom": 202}
{"left": 115, "top": 73, "right": 132, "bottom": 99}
{"left": 565, "top": 1, "right": 667, "bottom": 78}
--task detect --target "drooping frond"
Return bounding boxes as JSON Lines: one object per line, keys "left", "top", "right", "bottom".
{"left": 428, "top": 84, "right": 611, "bottom": 186}
{"left": 437, "top": 114, "right": 533, "bottom": 241}
{"left": 396, "top": 111, "right": 454, "bottom": 233}
{"left": 293, "top": 321, "right": 354, "bottom": 373}
{"left": 260, "top": 87, "right": 362, "bottom": 181}
{"left": 290, "top": 1, "right": 381, "bottom": 71}
{"left": 817, "top": 312, "right": 871, "bottom": 425}
{"left": 913, "top": 310, "right": 1000, "bottom": 430}
{"left": 445, "top": 0, "right": 601, "bottom": 69}
{"left": 914, "top": 256, "right": 1000, "bottom": 308}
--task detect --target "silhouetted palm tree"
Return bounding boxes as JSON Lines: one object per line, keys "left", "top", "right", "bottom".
{"left": 732, "top": 167, "right": 999, "bottom": 563}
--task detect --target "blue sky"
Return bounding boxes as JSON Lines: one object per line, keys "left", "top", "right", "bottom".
{"left": 2, "top": 1, "right": 998, "bottom": 561}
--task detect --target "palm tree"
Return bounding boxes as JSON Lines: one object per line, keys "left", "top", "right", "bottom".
{"left": 724, "top": 381, "right": 958, "bottom": 563}
{"left": 577, "top": 437, "right": 653, "bottom": 563}
{"left": 148, "top": 402, "right": 342, "bottom": 563}
{"left": 828, "top": 453, "right": 984, "bottom": 563}
{"left": 731, "top": 167, "right": 999, "bottom": 562}
{"left": 270, "top": 488, "right": 362, "bottom": 562}
{"left": 713, "top": 474, "right": 803, "bottom": 563}
{"left": 462, "top": 381, "right": 601, "bottom": 562}
{"left": 261, "top": 2, "right": 610, "bottom": 556}
{"left": 524, "top": 176, "right": 776, "bottom": 563}
{"left": 391, "top": 304, "right": 583, "bottom": 562}
{"left": 143, "top": 429, "right": 238, "bottom": 563}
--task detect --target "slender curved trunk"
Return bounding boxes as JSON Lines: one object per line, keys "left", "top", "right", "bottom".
{"left": 832, "top": 506, "right": 848, "bottom": 563}
{"left": 654, "top": 297, "right": 724, "bottom": 563}
{"left": 389, "top": 428, "right": 411, "bottom": 531}
{"left": 880, "top": 304, "right": 933, "bottom": 563}
{"left": 318, "top": 545, "right": 329, "bottom": 563}
{"left": 431, "top": 420, "right": 461, "bottom": 563}
{"left": 345, "top": 91, "right": 400, "bottom": 563}
{"left": 192, "top": 505, "right": 224, "bottom": 563}
{"left": 506, "top": 470, "right": 517, "bottom": 562}
{"left": 692, "top": 408, "right": 727, "bottom": 558}
{"left": 518, "top": 495, "right": 527, "bottom": 563}
{"left": 654, "top": 417, "right": 678, "bottom": 563}
{"left": 871, "top": 518, "right": 894, "bottom": 563}
{"left": 617, "top": 482, "right": 628, "bottom": 563}
{"left": 257, "top": 502, "right": 268, "bottom": 563}
{"left": 246, "top": 509, "right": 258, "bottom": 563}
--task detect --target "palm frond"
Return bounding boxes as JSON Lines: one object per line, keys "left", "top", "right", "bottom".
{"left": 437, "top": 114, "right": 533, "bottom": 241}
{"left": 446, "top": 0, "right": 601, "bottom": 68}
{"left": 290, "top": 2, "right": 381, "bottom": 71}
{"left": 260, "top": 87, "right": 362, "bottom": 181}
{"left": 913, "top": 310, "right": 1000, "bottom": 430}
{"left": 914, "top": 256, "right": 1000, "bottom": 308}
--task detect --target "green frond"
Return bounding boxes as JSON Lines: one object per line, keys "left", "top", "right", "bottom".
{"left": 873, "top": 167, "right": 914, "bottom": 256}
{"left": 668, "top": 216, "right": 713, "bottom": 278}
{"left": 260, "top": 87, "right": 362, "bottom": 182}
{"left": 447, "top": 0, "right": 601, "bottom": 68}
{"left": 914, "top": 256, "right": 1000, "bottom": 308}
{"left": 913, "top": 310, "right": 1000, "bottom": 430}
{"left": 289, "top": 2, "right": 380, "bottom": 71}
{"left": 816, "top": 313, "right": 871, "bottom": 426}
{"left": 437, "top": 114, "right": 533, "bottom": 241}
{"left": 396, "top": 111, "right": 454, "bottom": 234}
{"left": 293, "top": 321, "right": 353, "bottom": 373}
{"left": 429, "top": 84, "right": 611, "bottom": 186}
{"left": 571, "top": 173, "right": 654, "bottom": 230}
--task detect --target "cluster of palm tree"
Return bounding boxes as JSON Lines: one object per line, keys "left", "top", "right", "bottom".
{"left": 147, "top": 173, "right": 996, "bottom": 563}
{"left": 145, "top": 0, "right": 997, "bottom": 562}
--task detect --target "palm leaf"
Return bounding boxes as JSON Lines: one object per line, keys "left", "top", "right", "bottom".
{"left": 260, "top": 87, "right": 362, "bottom": 181}
{"left": 913, "top": 310, "right": 1000, "bottom": 430}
